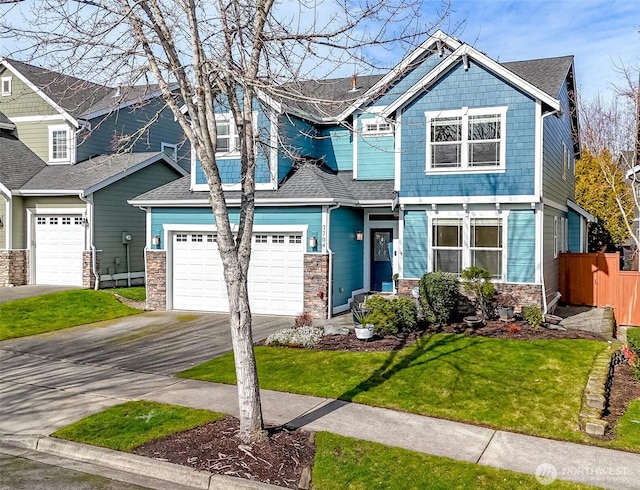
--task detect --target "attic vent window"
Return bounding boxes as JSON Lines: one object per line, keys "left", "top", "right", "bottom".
{"left": 361, "top": 116, "right": 393, "bottom": 136}
{"left": 1, "top": 76, "right": 11, "bottom": 96}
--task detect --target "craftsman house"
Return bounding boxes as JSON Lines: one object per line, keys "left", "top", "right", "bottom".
{"left": 130, "top": 30, "right": 590, "bottom": 317}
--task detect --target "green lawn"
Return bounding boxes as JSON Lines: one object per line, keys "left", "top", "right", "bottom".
{"left": 611, "top": 398, "right": 640, "bottom": 450}
{"left": 109, "top": 287, "right": 146, "bottom": 302}
{"left": 54, "top": 401, "right": 595, "bottom": 489}
{"left": 52, "top": 401, "right": 224, "bottom": 452}
{"left": 179, "top": 334, "right": 607, "bottom": 442}
{"left": 0, "top": 289, "right": 143, "bottom": 340}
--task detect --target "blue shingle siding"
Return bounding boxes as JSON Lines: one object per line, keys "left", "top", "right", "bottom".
{"left": 507, "top": 210, "right": 536, "bottom": 283}
{"left": 371, "top": 50, "right": 450, "bottom": 107}
{"left": 542, "top": 82, "right": 575, "bottom": 204}
{"left": 318, "top": 125, "right": 352, "bottom": 171}
{"left": 329, "top": 207, "right": 365, "bottom": 307}
{"left": 403, "top": 210, "right": 428, "bottom": 278}
{"left": 399, "top": 62, "right": 537, "bottom": 198}
{"left": 151, "top": 206, "right": 322, "bottom": 253}
{"left": 277, "top": 115, "right": 319, "bottom": 181}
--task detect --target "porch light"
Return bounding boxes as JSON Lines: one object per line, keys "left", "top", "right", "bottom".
{"left": 0, "top": 216, "right": 3, "bottom": 230}
{"left": 152, "top": 235, "right": 161, "bottom": 247}
{"left": 355, "top": 231, "right": 364, "bottom": 241}
{"left": 308, "top": 236, "right": 317, "bottom": 249}
{"left": 81, "top": 216, "right": 89, "bottom": 226}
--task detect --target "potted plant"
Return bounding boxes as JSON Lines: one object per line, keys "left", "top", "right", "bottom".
{"left": 494, "top": 292, "right": 517, "bottom": 321}
{"left": 352, "top": 308, "right": 375, "bottom": 340}
{"left": 392, "top": 273, "right": 399, "bottom": 289}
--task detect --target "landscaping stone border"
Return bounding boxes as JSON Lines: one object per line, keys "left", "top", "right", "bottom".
{"left": 579, "top": 309, "right": 619, "bottom": 436}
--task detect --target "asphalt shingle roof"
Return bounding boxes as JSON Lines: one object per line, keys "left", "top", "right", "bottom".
{"left": 132, "top": 164, "right": 395, "bottom": 205}
{"left": 501, "top": 56, "right": 573, "bottom": 99}
{"left": 21, "top": 152, "right": 166, "bottom": 192}
{"left": 0, "top": 126, "right": 47, "bottom": 190}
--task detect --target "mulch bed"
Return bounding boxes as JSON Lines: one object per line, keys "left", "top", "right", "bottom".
{"left": 133, "top": 418, "right": 315, "bottom": 489}
{"left": 131, "top": 319, "right": 638, "bottom": 488}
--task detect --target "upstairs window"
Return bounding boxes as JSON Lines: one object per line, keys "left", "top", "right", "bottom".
{"left": 48, "top": 125, "right": 69, "bottom": 162}
{"left": 161, "top": 142, "right": 177, "bottom": 161}
{"left": 426, "top": 107, "right": 507, "bottom": 172}
{"left": 215, "top": 114, "right": 240, "bottom": 155}
{"left": 361, "top": 116, "right": 393, "bottom": 136}
{"left": 1, "top": 76, "right": 11, "bottom": 96}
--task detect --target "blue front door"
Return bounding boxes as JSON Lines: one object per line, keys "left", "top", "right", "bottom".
{"left": 371, "top": 229, "right": 393, "bottom": 292}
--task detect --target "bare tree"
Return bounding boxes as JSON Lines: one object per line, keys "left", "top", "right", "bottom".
{"left": 2, "top": 0, "right": 450, "bottom": 441}
{"left": 579, "top": 59, "right": 639, "bottom": 266}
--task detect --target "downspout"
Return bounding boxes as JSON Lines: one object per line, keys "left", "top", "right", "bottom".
{"left": 78, "top": 192, "right": 100, "bottom": 290}
{"left": 325, "top": 202, "right": 341, "bottom": 319}
{"left": 539, "top": 109, "right": 561, "bottom": 314}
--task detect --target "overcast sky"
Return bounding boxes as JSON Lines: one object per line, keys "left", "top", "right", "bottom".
{"left": 442, "top": 0, "right": 639, "bottom": 101}
{"left": 1, "top": 0, "right": 637, "bottom": 102}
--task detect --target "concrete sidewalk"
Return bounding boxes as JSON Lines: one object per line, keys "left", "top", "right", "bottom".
{"left": 1, "top": 349, "right": 639, "bottom": 490}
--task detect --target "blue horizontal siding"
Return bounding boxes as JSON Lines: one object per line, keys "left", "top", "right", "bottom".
{"left": 403, "top": 210, "right": 428, "bottom": 278}
{"left": 151, "top": 206, "right": 322, "bottom": 252}
{"left": 330, "top": 207, "right": 365, "bottom": 307}
{"left": 507, "top": 210, "right": 535, "bottom": 283}
{"left": 318, "top": 125, "right": 352, "bottom": 171}
{"left": 400, "top": 62, "right": 536, "bottom": 198}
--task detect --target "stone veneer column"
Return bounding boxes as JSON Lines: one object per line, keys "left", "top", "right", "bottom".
{"left": 146, "top": 250, "right": 166, "bottom": 310}
{"left": 0, "top": 250, "right": 28, "bottom": 286}
{"left": 82, "top": 250, "right": 101, "bottom": 289}
{"left": 304, "top": 254, "right": 329, "bottom": 319}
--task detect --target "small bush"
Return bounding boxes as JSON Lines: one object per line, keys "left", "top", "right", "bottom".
{"left": 625, "top": 328, "right": 640, "bottom": 380}
{"left": 508, "top": 324, "right": 521, "bottom": 334}
{"left": 460, "top": 267, "right": 495, "bottom": 319}
{"left": 364, "top": 295, "right": 418, "bottom": 335}
{"left": 523, "top": 305, "right": 543, "bottom": 329}
{"left": 418, "top": 271, "right": 459, "bottom": 326}
{"left": 294, "top": 312, "right": 314, "bottom": 328}
{"left": 265, "top": 326, "right": 323, "bottom": 348}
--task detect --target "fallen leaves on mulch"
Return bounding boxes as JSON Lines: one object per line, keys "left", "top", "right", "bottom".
{"left": 133, "top": 417, "right": 315, "bottom": 489}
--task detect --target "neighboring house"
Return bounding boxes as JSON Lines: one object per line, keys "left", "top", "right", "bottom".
{"left": 0, "top": 58, "right": 189, "bottom": 287}
{"left": 623, "top": 151, "right": 639, "bottom": 270}
{"left": 130, "top": 30, "right": 590, "bottom": 318}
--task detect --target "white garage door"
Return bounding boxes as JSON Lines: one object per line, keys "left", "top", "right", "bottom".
{"left": 172, "top": 231, "right": 304, "bottom": 315}
{"left": 34, "top": 215, "right": 85, "bottom": 286}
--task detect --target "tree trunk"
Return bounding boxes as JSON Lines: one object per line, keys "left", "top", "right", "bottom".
{"left": 226, "top": 272, "right": 265, "bottom": 442}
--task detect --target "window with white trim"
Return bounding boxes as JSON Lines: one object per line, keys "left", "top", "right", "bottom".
{"left": 215, "top": 114, "right": 240, "bottom": 155}
{"left": 432, "top": 218, "right": 463, "bottom": 274}
{"left": 48, "top": 125, "right": 69, "bottom": 162}
{"left": 470, "top": 218, "right": 503, "bottom": 278}
{"left": 361, "top": 116, "right": 393, "bottom": 135}
{"left": 1, "top": 76, "right": 11, "bottom": 96}
{"left": 431, "top": 215, "right": 505, "bottom": 279}
{"left": 426, "top": 107, "right": 507, "bottom": 171}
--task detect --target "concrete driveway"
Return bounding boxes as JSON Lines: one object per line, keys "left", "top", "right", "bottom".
{"left": 1, "top": 310, "right": 290, "bottom": 375}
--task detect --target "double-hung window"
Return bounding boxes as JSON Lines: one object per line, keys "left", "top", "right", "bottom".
{"left": 431, "top": 215, "right": 505, "bottom": 279}
{"left": 432, "top": 218, "right": 463, "bottom": 274}
{"left": 426, "top": 107, "right": 507, "bottom": 172}
{"left": 215, "top": 114, "right": 240, "bottom": 155}
{"left": 48, "top": 125, "right": 70, "bottom": 162}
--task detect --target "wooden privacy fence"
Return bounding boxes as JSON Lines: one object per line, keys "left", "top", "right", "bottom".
{"left": 559, "top": 253, "right": 640, "bottom": 326}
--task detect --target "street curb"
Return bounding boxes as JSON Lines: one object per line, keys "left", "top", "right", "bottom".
{"left": 1, "top": 436, "right": 281, "bottom": 490}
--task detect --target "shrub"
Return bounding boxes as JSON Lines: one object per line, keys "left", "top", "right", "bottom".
{"left": 294, "top": 312, "right": 314, "bottom": 328}
{"left": 460, "top": 267, "right": 495, "bottom": 319}
{"left": 265, "top": 326, "right": 323, "bottom": 348}
{"left": 625, "top": 328, "right": 640, "bottom": 380}
{"left": 364, "top": 295, "right": 418, "bottom": 335}
{"left": 418, "top": 271, "right": 459, "bottom": 326}
{"left": 523, "top": 305, "right": 543, "bottom": 329}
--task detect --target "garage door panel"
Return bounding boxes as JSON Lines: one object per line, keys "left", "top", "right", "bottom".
{"left": 173, "top": 231, "right": 303, "bottom": 315}
{"left": 34, "top": 215, "right": 84, "bottom": 286}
